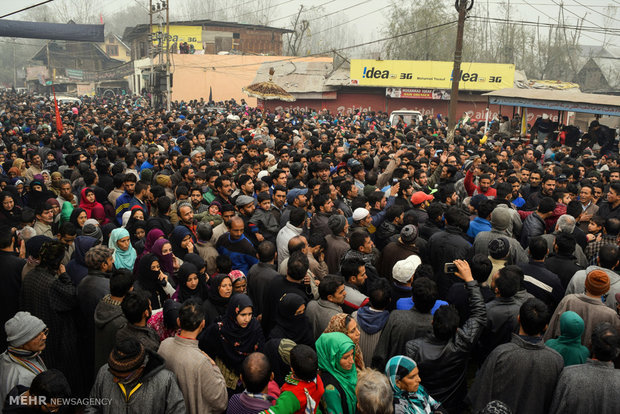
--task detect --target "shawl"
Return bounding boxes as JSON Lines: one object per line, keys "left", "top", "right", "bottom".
{"left": 315, "top": 332, "right": 357, "bottom": 414}
{"left": 135, "top": 228, "right": 165, "bottom": 269}
{"left": 324, "top": 313, "right": 365, "bottom": 370}
{"left": 151, "top": 238, "right": 174, "bottom": 275}
{"left": 270, "top": 292, "right": 314, "bottom": 347}
{"left": 108, "top": 227, "right": 137, "bottom": 271}
{"left": 204, "top": 294, "right": 264, "bottom": 374}
{"left": 0, "top": 191, "right": 22, "bottom": 225}
{"left": 175, "top": 262, "right": 208, "bottom": 303}
{"left": 385, "top": 355, "right": 438, "bottom": 414}
{"left": 60, "top": 201, "right": 74, "bottom": 225}
{"left": 65, "top": 236, "right": 98, "bottom": 285}
{"left": 207, "top": 273, "right": 233, "bottom": 312}
{"left": 69, "top": 207, "right": 87, "bottom": 231}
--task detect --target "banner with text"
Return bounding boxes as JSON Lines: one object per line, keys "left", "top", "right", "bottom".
{"left": 151, "top": 25, "right": 203, "bottom": 51}
{"left": 351, "top": 60, "right": 514, "bottom": 91}
{"left": 386, "top": 88, "right": 450, "bottom": 100}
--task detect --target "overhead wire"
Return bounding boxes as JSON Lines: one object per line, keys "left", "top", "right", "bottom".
{"left": 270, "top": 0, "right": 338, "bottom": 24}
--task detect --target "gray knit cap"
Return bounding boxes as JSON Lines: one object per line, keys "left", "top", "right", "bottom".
{"left": 491, "top": 208, "right": 511, "bottom": 231}
{"left": 328, "top": 214, "right": 347, "bottom": 235}
{"left": 5, "top": 311, "right": 46, "bottom": 347}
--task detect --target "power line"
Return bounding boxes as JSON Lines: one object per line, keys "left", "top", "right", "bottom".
{"left": 234, "top": 0, "right": 298, "bottom": 22}
{"left": 310, "top": 5, "right": 385, "bottom": 37}
{"left": 307, "top": 0, "right": 373, "bottom": 22}
{"left": 0, "top": 0, "right": 54, "bottom": 19}
{"left": 469, "top": 16, "right": 620, "bottom": 35}
{"left": 569, "top": 0, "right": 620, "bottom": 23}
{"left": 548, "top": 0, "right": 606, "bottom": 30}
{"left": 270, "top": 0, "right": 338, "bottom": 24}
{"left": 173, "top": 20, "right": 459, "bottom": 70}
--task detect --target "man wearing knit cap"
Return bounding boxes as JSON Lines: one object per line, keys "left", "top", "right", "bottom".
{"left": 545, "top": 269, "right": 620, "bottom": 347}
{"left": 0, "top": 312, "right": 47, "bottom": 404}
{"left": 474, "top": 208, "right": 528, "bottom": 264}
{"left": 325, "top": 215, "right": 350, "bottom": 274}
{"left": 87, "top": 337, "right": 185, "bottom": 413}
{"left": 379, "top": 224, "right": 425, "bottom": 281}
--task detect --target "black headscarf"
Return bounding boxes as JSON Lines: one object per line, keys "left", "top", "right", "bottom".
{"left": 207, "top": 273, "right": 232, "bottom": 310}
{"left": 136, "top": 253, "right": 168, "bottom": 309}
{"left": 200, "top": 293, "right": 264, "bottom": 374}
{"left": 0, "top": 191, "right": 22, "bottom": 225}
{"left": 69, "top": 207, "right": 87, "bottom": 231}
{"left": 269, "top": 292, "right": 314, "bottom": 348}
{"left": 176, "top": 262, "right": 208, "bottom": 303}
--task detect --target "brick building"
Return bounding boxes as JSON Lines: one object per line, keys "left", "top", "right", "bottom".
{"left": 122, "top": 19, "right": 293, "bottom": 59}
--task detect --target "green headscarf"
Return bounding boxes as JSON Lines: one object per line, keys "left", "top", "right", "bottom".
{"left": 316, "top": 332, "right": 357, "bottom": 414}
{"left": 546, "top": 311, "right": 590, "bottom": 366}
{"left": 60, "top": 201, "right": 74, "bottom": 225}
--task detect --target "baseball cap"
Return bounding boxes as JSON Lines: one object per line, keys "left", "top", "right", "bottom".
{"left": 411, "top": 191, "right": 434, "bottom": 206}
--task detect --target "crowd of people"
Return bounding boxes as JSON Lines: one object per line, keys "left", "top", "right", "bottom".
{"left": 0, "top": 90, "right": 619, "bottom": 414}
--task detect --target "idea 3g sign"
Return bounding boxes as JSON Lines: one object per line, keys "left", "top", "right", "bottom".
{"left": 353, "top": 60, "right": 514, "bottom": 91}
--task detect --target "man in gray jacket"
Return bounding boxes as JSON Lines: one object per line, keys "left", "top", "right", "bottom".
{"left": 306, "top": 275, "right": 346, "bottom": 339}
{"left": 87, "top": 337, "right": 185, "bottom": 414}
{"left": 474, "top": 208, "right": 528, "bottom": 265}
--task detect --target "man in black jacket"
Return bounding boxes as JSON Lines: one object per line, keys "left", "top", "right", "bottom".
{"left": 406, "top": 260, "right": 487, "bottom": 414}
{"left": 0, "top": 228, "right": 26, "bottom": 352}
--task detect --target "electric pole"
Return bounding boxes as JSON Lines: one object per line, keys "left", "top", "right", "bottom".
{"left": 12, "top": 39, "right": 16, "bottom": 89}
{"left": 165, "top": 0, "right": 170, "bottom": 112}
{"left": 447, "top": 0, "right": 474, "bottom": 143}
{"left": 149, "top": 0, "right": 155, "bottom": 107}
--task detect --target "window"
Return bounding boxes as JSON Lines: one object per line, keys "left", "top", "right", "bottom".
{"left": 106, "top": 45, "right": 119, "bottom": 56}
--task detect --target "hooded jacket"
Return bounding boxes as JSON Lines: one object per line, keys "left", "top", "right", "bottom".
{"left": 93, "top": 295, "right": 127, "bottom": 372}
{"left": 85, "top": 350, "right": 186, "bottom": 414}
{"left": 545, "top": 311, "right": 590, "bottom": 366}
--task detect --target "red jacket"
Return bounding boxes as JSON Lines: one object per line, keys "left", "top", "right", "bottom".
{"left": 464, "top": 170, "right": 497, "bottom": 197}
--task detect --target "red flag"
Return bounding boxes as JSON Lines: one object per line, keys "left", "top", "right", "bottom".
{"left": 100, "top": 14, "right": 103, "bottom": 24}
{"left": 52, "top": 86, "right": 63, "bottom": 137}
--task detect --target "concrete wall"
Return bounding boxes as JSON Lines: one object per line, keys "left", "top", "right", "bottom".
{"left": 170, "top": 55, "right": 331, "bottom": 105}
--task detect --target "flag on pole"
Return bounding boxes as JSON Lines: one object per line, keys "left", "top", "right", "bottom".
{"left": 100, "top": 14, "right": 104, "bottom": 24}
{"left": 52, "top": 86, "right": 63, "bottom": 137}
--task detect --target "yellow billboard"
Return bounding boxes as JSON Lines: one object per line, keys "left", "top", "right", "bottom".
{"left": 350, "top": 60, "right": 514, "bottom": 91}
{"left": 151, "top": 25, "right": 202, "bottom": 51}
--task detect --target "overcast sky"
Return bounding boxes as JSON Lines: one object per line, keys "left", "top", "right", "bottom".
{"left": 2, "top": 0, "right": 619, "bottom": 46}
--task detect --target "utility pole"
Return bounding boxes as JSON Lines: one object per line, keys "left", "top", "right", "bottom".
{"left": 149, "top": 0, "right": 155, "bottom": 107}
{"left": 447, "top": 0, "right": 473, "bottom": 143}
{"left": 165, "top": 0, "right": 170, "bottom": 112}
{"left": 12, "top": 39, "right": 16, "bottom": 89}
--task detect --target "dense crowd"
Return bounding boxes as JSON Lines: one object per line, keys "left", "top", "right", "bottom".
{"left": 0, "top": 90, "right": 619, "bottom": 414}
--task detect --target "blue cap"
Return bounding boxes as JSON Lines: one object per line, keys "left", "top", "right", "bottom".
{"left": 286, "top": 188, "right": 308, "bottom": 204}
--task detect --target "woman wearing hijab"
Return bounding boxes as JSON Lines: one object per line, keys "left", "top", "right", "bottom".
{"left": 169, "top": 225, "right": 194, "bottom": 260}
{"left": 25, "top": 180, "right": 54, "bottom": 209}
{"left": 49, "top": 171, "right": 63, "bottom": 196}
{"left": 315, "top": 332, "right": 358, "bottom": 414}
{"left": 108, "top": 228, "right": 137, "bottom": 271}
{"left": 69, "top": 208, "right": 88, "bottom": 235}
{"left": 134, "top": 228, "right": 165, "bottom": 271}
{"left": 65, "top": 236, "right": 99, "bottom": 286}
{"left": 545, "top": 311, "right": 590, "bottom": 366}
{"left": 269, "top": 292, "right": 314, "bottom": 348}
{"left": 134, "top": 253, "right": 175, "bottom": 310}
{"left": 151, "top": 238, "right": 176, "bottom": 276}
{"left": 173, "top": 262, "right": 209, "bottom": 303}
{"left": 203, "top": 273, "right": 233, "bottom": 325}
{"left": 324, "top": 313, "right": 365, "bottom": 371}
{"left": 0, "top": 190, "right": 22, "bottom": 226}
{"left": 385, "top": 355, "right": 443, "bottom": 414}
{"left": 199, "top": 294, "right": 265, "bottom": 393}
{"left": 127, "top": 219, "right": 147, "bottom": 253}
{"left": 79, "top": 187, "right": 105, "bottom": 220}
{"left": 147, "top": 299, "right": 181, "bottom": 342}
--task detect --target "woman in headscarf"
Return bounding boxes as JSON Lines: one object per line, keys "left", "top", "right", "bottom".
{"left": 173, "top": 262, "right": 209, "bottom": 303}
{"left": 46, "top": 198, "right": 61, "bottom": 225}
{"left": 69, "top": 207, "right": 88, "bottom": 235}
{"left": 25, "top": 180, "right": 54, "bottom": 209}
{"left": 127, "top": 219, "right": 147, "bottom": 253}
{"left": 49, "top": 171, "right": 63, "bottom": 196}
{"left": 134, "top": 228, "right": 165, "bottom": 271}
{"left": 199, "top": 294, "right": 265, "bottom": 394}
{"left": 79, "top": 187, "right": 104, "bottom": 220}
{"left": 324, "top": 313, "right": 365, "bottom": 371}
{"left": 545, "top": 311, "right": 590, "bottom": 366}
{"left": 65, "top": 236, "right": 99, "bottom": 286}
{"left": 315, "top": 332, "right": 358, "bottom": 414}
{"left": 169, "top": 225, "right": 194, "bottom": 260}
{"left": 134, "top": 253, "right": 175, "bottom": 310}
{"left": 228, "top": 270, "right": 247, "bottom": 294}
{"left": 202, "top": 273, "right": 233, "bottom": 325}
{"left": 151, "top": 238, "right": 176, "bottom": 276}
{"left": 108, "top": 228, "right": 137, "bottom": 271}
{"left": 269, "top": 292, "right": 314, "bottom": 348}
{"left": 385, "top": 355, "right": 443, "bottom": 414}
{"left": 0, "top": 190, "right": 22, "bottom": 226}
{"left": 122, "top": 206, "right": 145, "bottom": 228}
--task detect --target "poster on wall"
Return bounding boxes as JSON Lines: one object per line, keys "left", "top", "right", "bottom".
{"left": 386, "top": 88, "right": 450, "bottom": 100}
{"left": 151, "top": 25, "right": 203, "bottom": 51}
